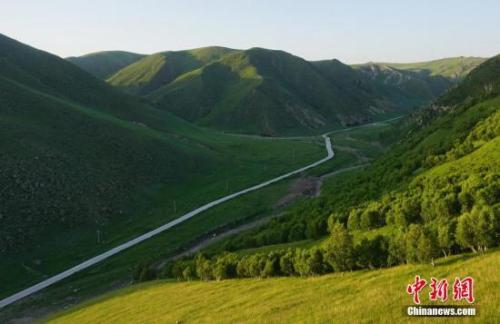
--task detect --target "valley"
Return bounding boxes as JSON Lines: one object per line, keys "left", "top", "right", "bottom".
{"left": 0, "top": 25, "right": 498, "bottom": 324}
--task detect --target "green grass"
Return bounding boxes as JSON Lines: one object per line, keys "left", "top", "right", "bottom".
{"left": 46, "top": 250, "right": 500, "bottom": 323}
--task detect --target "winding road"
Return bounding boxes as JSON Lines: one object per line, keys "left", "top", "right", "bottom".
{"left": 0, "top": 135, "right": 334, "bottom": 309}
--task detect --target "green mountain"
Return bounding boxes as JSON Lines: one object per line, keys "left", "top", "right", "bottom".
{"left": 107, "top": 46, "right": 237, "bottom": 95}
{"left": 121, "top": 48, "right": 437, "bottom": 135}
{"left": 67, "top": 51, "right": 145, "bottom": 79}
{"left": 70, "top": 51, "right": 484, "bottom": 136}
{"left": 0, "top": 33, "right": 324, "bottom": 299}
{"left": 151, "top": 48, "right": 394, "bottom": 135}
{"left": 68, "top": 49, "right": 481, "bottom": 136}
{"left": 106, "top": 49, "right": 475, "bottom": 136}
{"left": 386, "top": 56, "right": 486, "bottom": 80}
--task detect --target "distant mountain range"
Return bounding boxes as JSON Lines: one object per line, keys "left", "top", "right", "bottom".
{"left": 68, "top": 49, "right": 485, "bottom": 135}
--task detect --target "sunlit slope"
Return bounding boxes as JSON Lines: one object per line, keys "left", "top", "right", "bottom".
{"left": 387, "top": 56, "right": 486, "bottom": 79}
{"left": 47, "top": 250, "right": 499, "bottom": 323}
{"left": 107, "top": 46, "right": 236, "bottom": 95}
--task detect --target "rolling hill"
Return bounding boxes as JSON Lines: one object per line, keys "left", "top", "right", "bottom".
{"left": 66, "top": 51, "right": 145, "bottom": 79}
{"left": 0, "top": 33, "right": 325, "bottom": 301}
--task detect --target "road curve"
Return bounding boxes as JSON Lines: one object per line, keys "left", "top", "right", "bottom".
{"left": 0, "top": 135, "right": 334, "bottom": 309}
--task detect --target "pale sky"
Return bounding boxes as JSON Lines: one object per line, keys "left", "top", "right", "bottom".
{"left": 1, "top": 0, "right": 499, "bottom": 63}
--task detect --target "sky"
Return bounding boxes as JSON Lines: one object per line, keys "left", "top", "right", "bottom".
{"left": 1, "top": 0, "right": 499, "bottom": 64}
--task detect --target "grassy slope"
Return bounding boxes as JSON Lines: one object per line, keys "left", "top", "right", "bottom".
{"left": 48, "top": 250, "right": 499, "bottom": 323}
{"left": 66, "top": 51, "right": 145, "bottom": 79}
{"left": 107, "top": 47, "right": 236, "bottom": 95}
{"left": 0, "top": 34, "right": 324, "bottom": 299}
{"left": 387, "top": 57, "right": 486, "bottom": 79}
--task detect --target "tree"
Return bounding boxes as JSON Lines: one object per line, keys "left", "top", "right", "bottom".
{"left": 456, "top": 212, "right": 477, "bottom": 253}
{"left": 182, "top": 266, "right": 193, "bottom": 281}
{"left": 213, "top": 253, "right": 238, "bottom": 281}
{"left": 262, "top": 252, "right": 281, "bottom": 278}
{"left": 405, "top": 224, "right": 423, "bottom": 263}
{"left": 356, "top": 235, "right": 389, "bottom": 269}
{"left": 437, "top": 220, "right": 455, "bottom": 257}
{"left": 416, "top": 230, "right": 439, "bottom": 265}
{"left": 279, "top": 249, "right": 296, "bottom": 276}
{"left": 247, "top": 254, "right": 266, "bottom": 278}
{"left": 323, "top": 222, "right": 354, "bottom": 272}
{"left": 236, "top": 256, "right": 250, "bottom": 278}
{"left": 293, "top": 248, "right": 328, "bottom": 276}
{"left": 195, "top": 254, "right": 213, "bottom": 281}
{"left": 387, "top": 231, "right": 406, "bottom": 266}
{"left": 471, "top": 206, "right": 497, "bottom": 252}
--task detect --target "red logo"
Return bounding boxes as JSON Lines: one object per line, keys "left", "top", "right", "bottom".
{"left": 407, "top": 276, "right": 475, "bottom": 304}
{"left": 429, "top": 277, "right": 448, "bottom": 302}
{"left": 407, "top": 275, "right": 427, "bottom": 304}
{"left": 453, "top": 277, "right": 475, "bottom": 303}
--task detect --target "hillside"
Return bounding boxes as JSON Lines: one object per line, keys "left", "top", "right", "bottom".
{"left": 353, "top": 63, "right": 452, "bottom": 102}
{"left": 107, "top": 46, "right": 236, "bottom": 95}
{"left": 387, "top": 56, "right": 486, "bottom": 80}
{"left": 0, "top": 33, "right": 324, "bottom": 300}
{"left": 66, "top": 51, "right": 145, "bottom": 79}
{"left": 47, "top": 250, "right": 499, "bottom": 323}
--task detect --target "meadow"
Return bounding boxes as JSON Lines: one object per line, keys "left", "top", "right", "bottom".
{"left": 46, "top": 249, "right": 499, "bottom": 323}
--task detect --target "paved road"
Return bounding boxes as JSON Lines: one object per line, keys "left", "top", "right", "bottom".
{"left": 0, "top": 135, "right": 334, "bottom": 309}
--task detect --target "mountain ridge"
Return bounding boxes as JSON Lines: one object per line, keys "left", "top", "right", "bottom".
{"left": 67, "top": 49, "right": 481, "bottom": 135}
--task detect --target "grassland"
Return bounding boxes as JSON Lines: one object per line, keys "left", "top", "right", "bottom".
{"left": 47, "top": 249, "right": 499, "bottom": 323}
